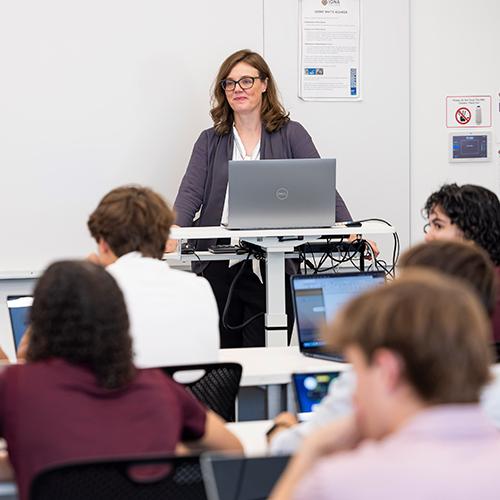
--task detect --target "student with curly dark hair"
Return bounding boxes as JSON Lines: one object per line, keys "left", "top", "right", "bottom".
{"left": 423, "top": 183, "right": 500, "bottom": 342}
{"left": 0, "top": 261, "right": 242, "bottom": 500}
{"left": 424, "top": 183, "right": 500, "bottom": 265}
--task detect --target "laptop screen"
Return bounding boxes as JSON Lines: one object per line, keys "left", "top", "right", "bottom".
{"left": 292, "top": 371, "right": 341, "bottom": 413}
{"left": 292, "top": 272, "right": 385, "bottom": 350}
{"left": 7, "top": 295, "right": 33, "bottom": 350}
{"left": 201, "top": 454, "right": 290, "bottom": 500}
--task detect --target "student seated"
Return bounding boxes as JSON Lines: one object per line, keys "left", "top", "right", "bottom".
{"left": 271, "top": 270, "right": 500, "bottom": 500}
{"left": 87, "top": 185, "right": 220, "bottom": 368}
{"left": 424, "top": 183, "right": 500, "bottom": 341}
{"left": 269, "top": 239, "right": 498, "bottom": 454}
{"left": 0, "top": 261, "right": 242, "bottom": 500}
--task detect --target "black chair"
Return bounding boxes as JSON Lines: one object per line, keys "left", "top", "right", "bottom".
{"left": 30, "top": 454, "right": 206, "bottom": 500}
{"left": 161, "top": 362, "right": 243, "bottom": 422}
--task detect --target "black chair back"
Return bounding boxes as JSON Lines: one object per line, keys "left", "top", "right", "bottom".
{"left": 162, "top": 362, "right": 242, "bottom": 422}
{"left": 30, "top": 454, "right": 206, "bottom": 500}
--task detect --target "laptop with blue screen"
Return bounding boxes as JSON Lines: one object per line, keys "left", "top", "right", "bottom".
{"left": 291, "top": 271, "right": 385, "bottom": 362}
{"left": 292, "top": 371, "right": 340, "bottom": 420}
{"left": 7, "top": 295, "right": 32, "bottom": 351}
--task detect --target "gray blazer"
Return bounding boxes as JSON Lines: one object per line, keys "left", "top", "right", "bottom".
{"left": 174, "top": 120, "right": 352, "bottom": 272}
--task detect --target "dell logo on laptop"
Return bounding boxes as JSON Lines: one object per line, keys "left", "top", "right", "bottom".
{"left": 275, "top": 187, "right": 289, "bottom": 200}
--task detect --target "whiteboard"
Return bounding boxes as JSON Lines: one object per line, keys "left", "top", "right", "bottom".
{"left": 0, "top": 0, "right": 264, "bottom": 274}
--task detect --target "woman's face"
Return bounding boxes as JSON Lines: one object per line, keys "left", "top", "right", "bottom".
{"left": 424, "top": 205, "right": 464, "bottom": 242}
{"left": 224, "top": 61, "right": 268, "bottom": 117}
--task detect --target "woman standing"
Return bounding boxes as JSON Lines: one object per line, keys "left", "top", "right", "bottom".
{"left": 174, "top": 49, "right": 351, "bottom": 348}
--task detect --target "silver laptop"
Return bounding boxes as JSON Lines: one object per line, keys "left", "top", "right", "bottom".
{"left": 223, "top": 158, "right": 336, "bottom": 230}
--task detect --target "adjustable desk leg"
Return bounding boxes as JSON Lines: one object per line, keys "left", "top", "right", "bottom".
{"left": 265, "top": 251, "right": 288, "bottom": 347}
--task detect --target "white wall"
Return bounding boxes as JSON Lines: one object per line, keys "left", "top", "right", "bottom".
{"left": 410, "top": 0, "right": 500, "bottom": 244}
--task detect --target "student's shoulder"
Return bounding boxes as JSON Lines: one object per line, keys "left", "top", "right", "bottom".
{"left": 167, "top": 268, "right": 213, "bottom": 289}
{"left": 296, "top": 443, "right": 384, "bottom": 499}
{"left": 137, "top": 368, "right": 201, "bottom": 402}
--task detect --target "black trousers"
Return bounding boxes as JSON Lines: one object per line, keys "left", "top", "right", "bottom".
{"left": 201, "top": 260, "right": 294, "bottom": 348}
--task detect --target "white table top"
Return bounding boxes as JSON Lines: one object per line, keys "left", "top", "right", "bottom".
{"left": 227, "top": 420, "right": 272, "bottom": 457}
{"left": 220, "top": 346, "right": 348, "bottom": 386}
{"left": 170, "top": 221, "right": 395, "bottom": 240}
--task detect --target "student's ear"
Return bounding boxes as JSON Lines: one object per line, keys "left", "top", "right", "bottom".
{"left": 372, "top": 348, "right": 404, "bottom": 394}
{"left": 97, "top": 238, "right": 118, "bottom": 266}
{"left": 98, "top": 238, "right": 110, "bottom": 255}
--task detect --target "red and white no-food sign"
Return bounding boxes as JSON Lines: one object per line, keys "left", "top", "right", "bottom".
{"left": 446, "top": 96, "right": 491, "bottom": 128}
{"left": 455, "top": 107, "right": 471, "bottom": 125}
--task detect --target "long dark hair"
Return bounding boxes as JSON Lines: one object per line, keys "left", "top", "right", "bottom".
{"left": 27, "top": 261, "right": 135, "bottom": 389}
{"left": 424, "top": 184, "right": 500, "bottom": 265}
{"left": 210, "top": 49, "right": 289, "bottom": 135}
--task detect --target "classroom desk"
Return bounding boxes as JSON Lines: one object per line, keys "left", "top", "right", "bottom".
{"left": 169, "top": 223, "right": 396, "bottom": 347}
{"left": 227, "top": 420, "right": 272, "bottom": 457}
{"left": 220, "top": 346, "right": 349, "bottom": 417}
{"left": 220, "top": 346, "right": 347, "bottom": 386}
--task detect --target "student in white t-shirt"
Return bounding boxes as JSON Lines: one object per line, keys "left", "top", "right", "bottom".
{"left": 87, "top": 185, "right": 219, "bottom": 368}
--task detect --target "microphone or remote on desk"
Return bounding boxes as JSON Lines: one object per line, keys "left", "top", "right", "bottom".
{"left": 208, "top": 244, "right": 247, "bottom": 255}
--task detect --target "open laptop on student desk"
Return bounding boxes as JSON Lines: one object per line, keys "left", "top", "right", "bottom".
{"left": 201, "top": 453, "right": 290, "bottom": 500}
{"left": 292, "top": 371, "right": 341, "bottom": 421}
{"left": 222, "top": 158, "right": 336, "bottom": 230}
{"left": 291, "top": 271, "right": 386, "bottom": 362}
{"left": 6, "top": 295, "right": 32, "bottom": 353}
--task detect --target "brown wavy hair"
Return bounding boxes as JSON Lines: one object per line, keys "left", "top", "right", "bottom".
{"left": 27, "top": 261, "right": 135, "bottom": 390}
{"left": 210, "top": 49, "right": 289, "bottom": 135}
{"left": 88, "top": 185, "right": 174, "bottom": 259}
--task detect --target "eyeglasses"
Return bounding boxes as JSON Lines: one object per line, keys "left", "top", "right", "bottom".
{"left": 220, "top": 76, "right": 263, "bottom": 92}
{"left": 423, "top": 223, "right": 430, "bottom": 234}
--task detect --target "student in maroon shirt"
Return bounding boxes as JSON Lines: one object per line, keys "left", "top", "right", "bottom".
{"left": 0, "top": 261, "right": 242, "bottom": 500}
{"left": 424, "top": 184, "right": 500, "bottom": 345}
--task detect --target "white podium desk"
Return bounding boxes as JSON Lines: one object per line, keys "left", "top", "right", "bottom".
{"left": 169, "top": 222, "right": 395, "bottom": 347}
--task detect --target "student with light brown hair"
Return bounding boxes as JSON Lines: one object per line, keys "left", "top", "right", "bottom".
{"left": 269, "top": 239, "right": 499, "bottom": 454}
{"left": 88, "top": 185, "right": 175, "bottom": 261}
{"left": 271, "top": 270, "right": 500, "bottom": 500}
{"left": 87, "top": 185, "right": 220, "bottom": 368}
